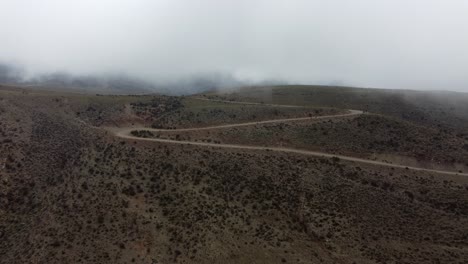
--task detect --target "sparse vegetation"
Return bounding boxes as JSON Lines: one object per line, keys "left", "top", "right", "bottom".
{"left": 0, "top": 85, "right": 467, "bottom": 264}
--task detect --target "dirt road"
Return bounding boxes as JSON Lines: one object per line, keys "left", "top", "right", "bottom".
{"left": 115, "top": 109, "right": 362, "bottom": 133}
{"left": 110, "top": 99, "right": 468, "bottom": 177}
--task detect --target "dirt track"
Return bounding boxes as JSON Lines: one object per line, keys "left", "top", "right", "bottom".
{"left": 110, "top": 99, "right": 468, "bottom": 177}
{"left": 116, "top": 110, "right": 362, "bottom": 133}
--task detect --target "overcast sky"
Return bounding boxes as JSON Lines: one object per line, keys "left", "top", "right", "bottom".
{"left": 1, "top": 0, "right": 468, "bottom": 91}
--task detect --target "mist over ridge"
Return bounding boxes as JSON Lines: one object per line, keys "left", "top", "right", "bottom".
{"left": 1, "top": 0, "right": 468, "bottom": 92}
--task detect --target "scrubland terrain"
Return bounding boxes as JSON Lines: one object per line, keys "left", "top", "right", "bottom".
{"left": 149, "top": 113, "right": 468, "bottom": 171}
{"left": 207, "top": 85, "right": 468, "bottom": 132}
{"left": 1, "top": 84, "right": 467, "bottom": 264}
{"left": 134, "top": 97, "right": 343, "bottom": 129}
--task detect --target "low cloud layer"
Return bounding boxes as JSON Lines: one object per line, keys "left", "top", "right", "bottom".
{"left": 1, "top": 0, "right": 468, "bottom": 92}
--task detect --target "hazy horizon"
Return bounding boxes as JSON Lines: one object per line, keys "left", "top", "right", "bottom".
{"left": 1, "top": 0, "right": 468, "bottom": 92}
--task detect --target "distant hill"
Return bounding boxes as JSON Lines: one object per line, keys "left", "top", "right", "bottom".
{"left": 206, "top": 85, "right": 468, "bottom": 132}
{"left": 0, "top": 63, "right": 24, "bottom": 84}
{"left": 0, "top": 63, "right": 257, "bottom": 95}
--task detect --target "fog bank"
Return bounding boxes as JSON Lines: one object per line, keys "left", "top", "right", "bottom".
{"left": 1, "top": 0, "right": 468, "bottom": 92}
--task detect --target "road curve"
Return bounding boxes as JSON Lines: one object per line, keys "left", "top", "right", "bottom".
{"left": 110, "top": 99, "right": 468, "bottom": 177}
{"left": 116, "top": 109, "right": 362, "bottom": 133}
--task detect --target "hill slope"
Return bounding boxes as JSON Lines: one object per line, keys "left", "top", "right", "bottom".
{"left": 1, "top": 86, "right": 467, "bottom": 263}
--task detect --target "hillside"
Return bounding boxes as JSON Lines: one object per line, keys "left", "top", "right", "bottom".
{"left": 205, "top": 85, "right": 468, "bottom": 132}
{"left": 146, "top": 113, "right": 468, "bottom": 171}
{"left": 1, "top": 85, "right": 467, "bottom": 264}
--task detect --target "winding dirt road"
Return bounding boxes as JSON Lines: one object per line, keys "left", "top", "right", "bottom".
{"left": 116, "top": 110, "right": 362, "bottom": 133}
{"left": 110, "top": 98, "right": 468, "bottom": 177}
